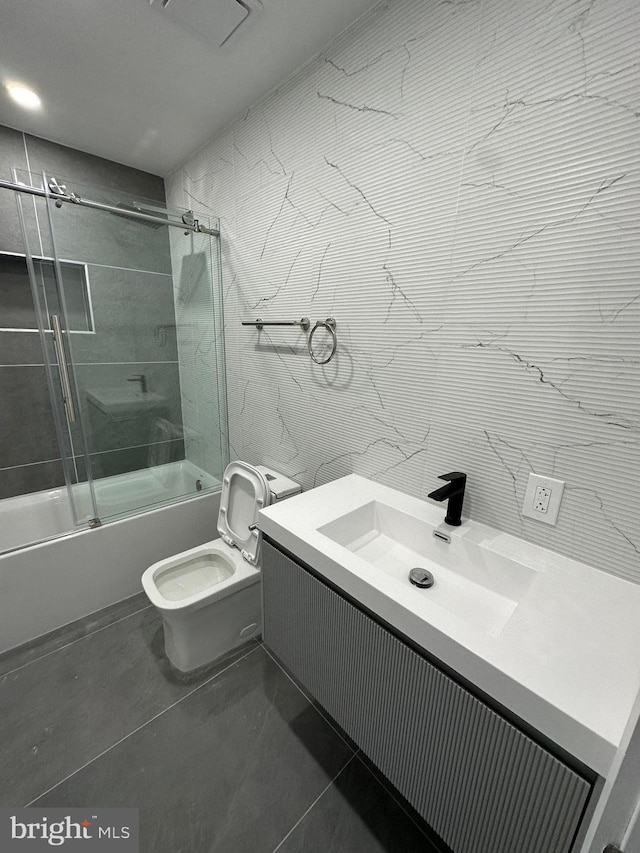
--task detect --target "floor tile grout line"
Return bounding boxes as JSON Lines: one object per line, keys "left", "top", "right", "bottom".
{"left": 359, "top": 757, "right": 449, "bottom": 853}
{"left": 270, "top": 753, "right": 358, "bottom": 853}
{"left": 260, "top": 642, "right": 356, "bottom": 753}
{"left": 0, "top": 603, "right": 153, "bottom": 680}
{"left": 23, "top": 643, "right": 261, "bottom": 808}
{"left": 259, "top": 642, "right": 447, "bottom": 851}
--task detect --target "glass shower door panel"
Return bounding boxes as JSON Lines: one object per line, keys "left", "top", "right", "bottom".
{"left": 42, "top": 173, "right": 227, "bottom": 521}
{"left": 172, "top": 226, "right": 229, "bottom": 489}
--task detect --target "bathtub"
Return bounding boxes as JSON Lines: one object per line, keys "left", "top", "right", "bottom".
{"left": 80, "top": 460, "right": 219, "bottom": 523}
{"left": 0, "top": 488, "right": 75, "bottom": 554}
{"left": 0, "top": 460, "right": 222, "bottom": 654}
{"left": 0, "top": 461, "right": 218, "bottom": 554}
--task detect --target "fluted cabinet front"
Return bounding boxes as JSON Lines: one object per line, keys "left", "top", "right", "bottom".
{"left": 262, "top": 540, "right": 591, "bottom": 853}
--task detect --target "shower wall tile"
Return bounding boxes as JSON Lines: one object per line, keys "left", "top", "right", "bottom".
{"left": 7, "top": 190, "right": 51, "bottom": 267}
{"left": 11, "top": 135, "right": 170, "bottom": 274}
{"left": 39, "top": 201, "right": 172, "bottom": 275}
{"left": 4, "top": 129, "right": 172, "bottom": 316}
{"left": 0, "top": 459, "right": 65, "bottom": 501}
{"left": 0, "top": 251, "right": 38, "bottom": 330}
{"left": 24, "top": 136, "right": 166, "bottom": 203}
{"left": 0, "top": 331, "right": 45, "bottom": 366}
{"left": 69, "top": 265, "right": 178, "bottom": 364}
{"left": 0, "top": 366, "right": 59, "bottom": 469}
{"left": 170, "top": 0, "right": 640, "bottom": 583}
{"left": 0, "top": 129, "right": 53, "bottom": 500}
{"left": 0, "top": 125, "right": 28, "bottom": 255}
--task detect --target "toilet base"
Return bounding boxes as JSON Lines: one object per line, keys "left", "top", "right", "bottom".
{"left": 165, "top": 636, "right": 259, "bottom": 683}
{"left": 161, "top": 578, "right": 261, "bottom": 673}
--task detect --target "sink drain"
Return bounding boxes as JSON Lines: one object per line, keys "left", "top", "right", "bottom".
{"left": 409, "top": 567, "right": 435, "bottom": 589}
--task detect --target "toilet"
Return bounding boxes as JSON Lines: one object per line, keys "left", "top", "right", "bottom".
{"left": 142, "top": 461, "right": 301, "bottom": 673}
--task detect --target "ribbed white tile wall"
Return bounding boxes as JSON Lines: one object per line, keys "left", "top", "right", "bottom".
{"left": 168, "top": 0, "right": 640, "bottom": 583}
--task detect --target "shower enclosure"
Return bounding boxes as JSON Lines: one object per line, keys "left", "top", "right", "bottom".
{"left": 0, "top": 168, "right": 228, "bottom": 555}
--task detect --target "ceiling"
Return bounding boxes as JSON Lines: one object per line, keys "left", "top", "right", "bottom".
{"left": 0, "top": 0, "right": 380, "bottom": 176}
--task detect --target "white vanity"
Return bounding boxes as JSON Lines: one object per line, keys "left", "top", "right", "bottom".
{"left": 258, "top": 475, "right": 640, "bottom": 853}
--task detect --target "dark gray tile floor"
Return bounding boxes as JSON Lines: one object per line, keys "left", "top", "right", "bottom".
{"left": 0, "top": 598, "right": 448, "bottom": 853}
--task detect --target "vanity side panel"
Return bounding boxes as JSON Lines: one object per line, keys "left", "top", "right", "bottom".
{"left": 262, "top": 541, "right": 590, "bottom": 853}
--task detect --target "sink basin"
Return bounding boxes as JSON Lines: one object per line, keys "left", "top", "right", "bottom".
{"left": 259, "top": 473, "right": 640, "bottom": 775}
{"left": 318, "top": 500, "right": 537, "bottom": 635}
{"left": 86, "top": 387, "right": 168, "bottom": 416}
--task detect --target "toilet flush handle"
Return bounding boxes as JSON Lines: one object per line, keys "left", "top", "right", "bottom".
{"left": 248, "top": 523, "right": 259, "bottom": 531}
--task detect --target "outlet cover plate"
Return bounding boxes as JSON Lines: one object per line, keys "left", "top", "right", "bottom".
{"left": 522, "top": 473, "right": 565, "bottom": 525}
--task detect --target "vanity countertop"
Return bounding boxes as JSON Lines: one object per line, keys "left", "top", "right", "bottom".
{"left": 259, "top": 474, "right": 640, "bottom": 777}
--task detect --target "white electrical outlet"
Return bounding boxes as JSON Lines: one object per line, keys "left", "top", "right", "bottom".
{"left": 522, "top": 473, "right": 565, "bottom": 526}
{"left": 534, "top": 486, "right": 551, "bottom": 513}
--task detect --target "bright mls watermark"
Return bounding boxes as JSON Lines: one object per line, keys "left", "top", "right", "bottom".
{"left": 0, "top": 809, "right": 138, "bottom": 851}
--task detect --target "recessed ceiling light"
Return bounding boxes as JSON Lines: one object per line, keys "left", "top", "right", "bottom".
{"left": 7, "top": 84, "right": 42, "bottom": 110}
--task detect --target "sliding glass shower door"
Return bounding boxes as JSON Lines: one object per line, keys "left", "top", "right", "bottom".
{"left": 12, "top": 168, "right": 227, "bottom": 528}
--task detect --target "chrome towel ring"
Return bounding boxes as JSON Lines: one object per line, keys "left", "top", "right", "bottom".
{"left": 308, "top": 318, "right": 337, "bottom": 365}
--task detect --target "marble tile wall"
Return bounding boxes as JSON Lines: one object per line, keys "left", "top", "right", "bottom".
{"left": 0, "top": 127, "right": 181, "bottom": 499}
{"left": 169, "top": 0, "right": 640, "bottom": 583}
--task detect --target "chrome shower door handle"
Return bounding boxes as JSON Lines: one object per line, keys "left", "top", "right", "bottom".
{"left": 51, "top": 313, "right": 77, "bottom": 423}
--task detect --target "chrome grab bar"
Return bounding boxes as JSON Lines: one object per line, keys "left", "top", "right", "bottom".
{"left": 241, "top": 318, "right": 310, "bottom": 331}
{"left": 51, "top": 314, "right": 77, "bottom": 423}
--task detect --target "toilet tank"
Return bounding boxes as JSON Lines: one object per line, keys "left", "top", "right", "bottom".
{"left": 254, "top": 466, "right": 302, "bottom": 504}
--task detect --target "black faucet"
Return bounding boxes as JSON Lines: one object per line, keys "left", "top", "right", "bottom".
{"left": 428, "top": 472, "right": 467, "bottom": 526}
{"left": 127, "top": 373, "right": 147, "bottom": 393}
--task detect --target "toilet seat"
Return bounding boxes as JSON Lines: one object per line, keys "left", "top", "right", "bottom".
{"left": 153, "top": 548, "right": 235, "bottom": 602}
{"left": 142, "top": 538, "right": 260, "bottom": 613}
{"left": 217, "top": 461, "right": 271, "bottom": 565}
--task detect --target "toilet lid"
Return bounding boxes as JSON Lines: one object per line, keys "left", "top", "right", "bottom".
{"left": 217, "top": 461, "right": 271, "bottom": 565}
